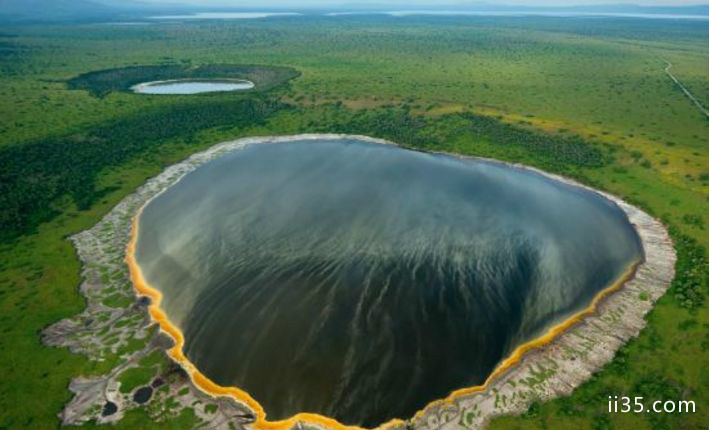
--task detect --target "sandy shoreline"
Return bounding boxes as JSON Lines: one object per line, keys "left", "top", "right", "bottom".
{"left": 48, "top": 134, "right": 676, "bottom": 430}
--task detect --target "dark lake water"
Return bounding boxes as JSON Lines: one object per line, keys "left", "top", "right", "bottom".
{"left": 135, "top": 138, "right": 643, "bottom": 426}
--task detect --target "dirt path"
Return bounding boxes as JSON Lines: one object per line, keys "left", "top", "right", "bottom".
{"left": 663, "top": 60, "right": 709, "bottom": 119}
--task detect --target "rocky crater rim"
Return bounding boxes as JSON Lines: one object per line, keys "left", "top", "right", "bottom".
{"left": 66, "top": 64, "right": 300, "bottom": 96}
{"left": 122, "top": 134, "right": 674, "bottom": 430}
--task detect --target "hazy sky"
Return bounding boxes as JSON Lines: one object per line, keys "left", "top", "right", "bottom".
{"left": 136, "top": 0, "right": 708, "bottom": 6}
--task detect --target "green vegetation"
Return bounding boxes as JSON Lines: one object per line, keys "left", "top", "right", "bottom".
{"left": 101, "top": 292, "right": 133, "bottom": 309}
{"left": 118, "top": 366, "right": 155, "bottom": 394}
{"left": 0, "top": 96, "right": 287, "bottom": 241}
{"left": 333, "top": 109, "right": 609, "bottom": 169}
{"left": 0, "top": 13, "right": 707, "bottom": 430}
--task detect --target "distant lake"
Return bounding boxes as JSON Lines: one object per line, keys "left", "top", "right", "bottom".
{"left": 146, "top": 10, "right": 709, "bottom": 21}
{"left": 150, "top": 12, "right": 301, "bottom": 20}
{"left": 135, "top": 138, "right": 643, "bottom": 426}
{"left": 328, "top": 10, "right": 709, "bottom": 20}
{"left": 131, "top": 79, "right": 254, "bottom": 95}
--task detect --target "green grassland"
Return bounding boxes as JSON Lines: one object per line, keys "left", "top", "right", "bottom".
{"left": 0, "top": 14, "right": 708, "bottom": 430}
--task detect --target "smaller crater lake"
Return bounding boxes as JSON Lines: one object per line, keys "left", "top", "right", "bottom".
{"left": 134, "top": 138, "right": 643, "bottom": 427}
{"left": 131, "top": 79, "right": 254, "bottom": 95}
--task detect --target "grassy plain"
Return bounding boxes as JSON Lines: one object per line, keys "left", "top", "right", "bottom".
{"left": 0, "top": 14, "right": 707, "bottom": 430}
